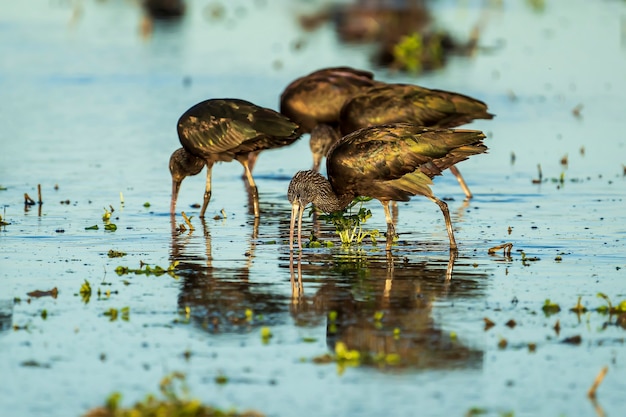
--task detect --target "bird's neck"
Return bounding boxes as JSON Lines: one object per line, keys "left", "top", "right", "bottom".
{"left": 312, "top": 177, "right": 354, "bottom": 213}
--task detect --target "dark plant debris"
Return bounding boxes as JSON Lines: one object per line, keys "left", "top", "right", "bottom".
{"left": 27, "top": 288, "right": 58, "bottom": 299}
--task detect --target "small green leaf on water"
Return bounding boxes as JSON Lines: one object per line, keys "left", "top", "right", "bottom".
{"left": 102, "top": 208, "right": 111, "bottom": 221}
{"left": 215, "top": 374, "right": 228, "bottom": 385}
{"left": 143, "top": 202, "right": 151, "bottom": 208}
{"left": 121, "top": 306, "right": 130, "bottom": 321}
{"left": 542, "top": 299, "right": 561, "bottom": 315}
{"left": 107, "top": 249, "right": 126, "bottom": 258}
{"left": 104, "top": 223, "right": 117, "bottom": 231}
{"left": 261, "top": 326, "right": 272, "bottom": 343}
{"left": 41, "top": 309, "right": 47, "bottom": 320}
{"left": 328, "top": 310, "right": 338, "bottom": 321}
{"left": 104, "top": 308, "right": 118, "bottom": 321}
{"left": 85, "top": 224, "right": 99, "bottom": 230}
{"left": 302, "top": 337, "right": 317, "bottom": 343}
{"left": 393, "top": 328, "right": 401, "bottom": 340}
{"left": 335, "top": 342, "right": 360, "bottom": 362}
{"left": 384, "top": 353, "right": 401, "bottom": 365}
{"left": 569, "top": 296, "right": 587, "bottom": 313}
{"left": 374, "top": 311, "right": 384, "bottom": 321}
{"left": 465, "top": 407, "right": 488, "bottom": 416}
{"left": 79, "top": 280, "right": 92, "bottom": 303}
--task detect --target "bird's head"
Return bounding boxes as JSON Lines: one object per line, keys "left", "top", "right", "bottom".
{"left": 169, "top": 148, "right": 204, "bottom": 214}
{"left": 169, "top": 148, "right": 204, "bottom": 182}
{"left": 309, "top": 124, "right": 340, "bottom": 172}
{"left": 288, "top": 170, "right": 322, "bottom": 208}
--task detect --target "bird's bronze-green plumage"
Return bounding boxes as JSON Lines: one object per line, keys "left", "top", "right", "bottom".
{"left": 170, "top": 98, "right": 300, "bottom": 218}
{"left": 327, "top": 123, "right": 487, "bottom": 202}
{"left": 280, "top": 67, "right": 380, "bottom": 133}
{"left": 287, "top": 122, "right": 487, "bottom": 252}
{"left": 178, "top": 98, "right": 300, "bottom": 161}
{"left": 339, "top": 84, "right": 494, "bottom": 134}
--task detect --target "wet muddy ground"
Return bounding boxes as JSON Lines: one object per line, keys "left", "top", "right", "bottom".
{"left": 1, "top": 1, "right": 625, "bottom": 416}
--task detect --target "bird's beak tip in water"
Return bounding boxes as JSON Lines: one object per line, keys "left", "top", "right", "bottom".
{"left": 289, "top": 201, "right": 301, "bottom": 253}
{"left": 170, "top": 180, "right": 181, "bottom": 215}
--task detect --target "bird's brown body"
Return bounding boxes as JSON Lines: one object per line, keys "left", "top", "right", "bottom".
{"left": 339, "top": 83, "right": 494, "bottom": 134}
{"left": 287, "top": 123, "right": 488, "bottom": 252}
{"left": 280, "top": 67, "right": 381, "bottom": 171}
{"left": 280, "top": 67, "right": 380, "bottom": 133}
{"left": 170, "top": 98, "right": 300, "bottom": 218}
{"left": 281, "top": 67, "right": 493, "bottom": 199}
{"left": 337, "top": 82, "right": 494, "bottom": 199}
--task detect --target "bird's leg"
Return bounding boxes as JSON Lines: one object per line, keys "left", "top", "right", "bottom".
{"left": 449, "top": 165, "right": 473, "bottom": 200}
{"left": 240, "top": 159, "right": 260, "bottom": 218}
{"left": 445, "top": 250, "right": 457, "bottom": 281}
{"left": 426, "top": 195, "right": 458, "bottom": 253}
{"left": 245, "top": 151, "right": 260, "bottom": 179}
{"left": 199, "top": 163, "right": 214, "bottom": 218}
{"left": 391, "top": 201, "right": 399, "bottom": 224}
{"left": 382, "top": 200, "right": 396, "bottom": 251}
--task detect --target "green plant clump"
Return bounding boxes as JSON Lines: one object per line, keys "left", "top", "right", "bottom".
{"left": 316, "top": 197, "right": 379, "bottom": 247}
{"left": 83, "top": 372, "right": 264, "bottom": 417}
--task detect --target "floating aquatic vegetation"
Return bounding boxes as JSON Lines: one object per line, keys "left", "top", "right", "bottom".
{"left": 542, "top": 299, "right": 561, "bottom": 315}
{"left": 79, "top": 280, "right": 92, "bottom": 303}
{"left": 317, "top": 197, "right": 379, "bottom": 247}
{"left": 260, "top": 326, "right": 272, "bottom": 344}
{"left": 83, "top": 372, "right": 264, "bottom": 417}
{"left": 107, "top": 250, "right": 127, "bottom": 258}
{"left": 596, "top": 292, "right": 626, "bottom": 315}
{"left": 115, "top": 261, "right": 179, "bottom": 279}
{"left": 391, "top": 31, "right": 444, "bottom": 73}
{"left": 103, "top": 307, "right": 130, "bottom": 322}
{"left": 85, "top": 225, "right": 99, "bottom": 230}
{"left": 102, "top": 207, "right": 112, "bottom": 222}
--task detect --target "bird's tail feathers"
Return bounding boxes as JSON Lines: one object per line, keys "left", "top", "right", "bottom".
{"left": 388, "top": 171, "right": 434, "bottom": 199}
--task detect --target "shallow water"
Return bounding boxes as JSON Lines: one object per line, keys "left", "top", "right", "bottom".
{"left": 1, "top": 1, "right": 625, "bottom": 416}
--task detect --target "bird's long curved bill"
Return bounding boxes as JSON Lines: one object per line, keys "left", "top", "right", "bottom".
{"left": 170, "top": 180, "right": 181, "bottom": 215}
{"left": 289, "top": 202, "right": 304, "bottom": 252}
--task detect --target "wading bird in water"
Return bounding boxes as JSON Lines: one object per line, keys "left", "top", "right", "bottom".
{"left": 279, "top": 67, "right": 380, "bottom": 171}
{"left": 170, "top": 98, "right": 300, "bottom": 218}
{"left": 338, "top": 83, "right": 493, "bottom": 199}
{"left": 281, "top": 66, "right": 493, "bottom": 198}
{"left": 287, "top": 123, "right": 487, "bottom": 252}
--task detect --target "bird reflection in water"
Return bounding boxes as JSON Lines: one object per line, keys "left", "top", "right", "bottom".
{"left": 289, "top": 251, "right": 485, "bottom": 370}
{"left": 170, "top": 216, "right": 290, "bottom": 334}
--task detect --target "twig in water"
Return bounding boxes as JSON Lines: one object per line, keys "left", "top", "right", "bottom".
{"left": 587, "top": 366, "right": 608, "bottom": 399}
{"left": 24, "top": 193, "right": 36, "bottom": 206}
{"left": 488, "top": 243, "right": 513, "bottom": 256}
{"left": 181, "top": 211, "right": 194, "bottom": 231}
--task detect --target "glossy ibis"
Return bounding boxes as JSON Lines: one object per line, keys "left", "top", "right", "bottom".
{"left": 170, "top": 98, "right": 300, "bottom": 218}
{"left": 280, "top": 67, "right": 381, "bottom": 170}
{"left": 338, "top": 83, "right": 494, "bottom": 198}
{"left": 287, "top": 123, "right": 487, "bottom": 252}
